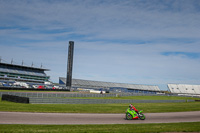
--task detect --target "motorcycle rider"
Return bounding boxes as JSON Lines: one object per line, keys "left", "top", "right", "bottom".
{"left": 129, "top": 104, "right": 139, "bottom": 114}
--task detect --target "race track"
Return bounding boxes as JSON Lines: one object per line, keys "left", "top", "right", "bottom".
{"left": 0, "top": 111, "right": 200, "bottom": 125}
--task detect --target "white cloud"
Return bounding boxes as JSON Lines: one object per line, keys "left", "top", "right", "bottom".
{"left": 0, "top": 0, "right": 200, "bottom": 90}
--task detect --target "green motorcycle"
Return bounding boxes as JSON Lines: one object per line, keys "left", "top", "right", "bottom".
{"left": 126, "top": 108, "right": 145, "bottom": 120}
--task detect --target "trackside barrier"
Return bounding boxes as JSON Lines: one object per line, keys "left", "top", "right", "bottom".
{"left": 2, "top": 94, "right": 29, "bottom": 104}
{"left": 29, "top": 98, "right": 195, "bottom": 104}
{"left": 0, "top": 92, "right": 198, "bottom": 104}
{"left": 0, "top": 92, "right": 123, "bottom": 98}
{"left": 0, "top": 92, "right": 199, "bottom": 98}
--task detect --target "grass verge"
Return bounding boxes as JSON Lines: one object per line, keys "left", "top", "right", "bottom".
{"left": 1, "top": 99, "right": 200, "bottom": 113}
{"left": 0, "top": 122, "right": 200, "bottom": 133}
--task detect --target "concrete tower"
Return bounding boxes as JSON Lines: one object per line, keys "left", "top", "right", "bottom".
{"left": 66, "top": 41, "right": 74, "bottom": 90}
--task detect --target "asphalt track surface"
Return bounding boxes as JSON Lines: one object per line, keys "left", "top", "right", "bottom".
{"left": 1, "top": 111, "right": 200, "bottom": 125}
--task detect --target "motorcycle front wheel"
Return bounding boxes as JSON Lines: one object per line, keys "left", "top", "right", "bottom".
{"left": 139, "top": 113, "right": 145, "bottom": 120}
{"left": 126, "top": 113, "right": 133, "bottom": 120}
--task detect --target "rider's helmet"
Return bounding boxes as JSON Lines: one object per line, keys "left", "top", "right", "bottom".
{"left": 129, "top": 104, "right": 133, "bottom": 108}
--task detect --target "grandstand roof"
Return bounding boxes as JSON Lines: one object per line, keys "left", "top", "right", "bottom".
{"left": 59, "top": 77, "right": 160, "bottom": 92}
{"left": 0, "top": 67, "right": 47, "bottom": 77}
{"left": 0, "top": 62, "right": 50, "bottom": 71}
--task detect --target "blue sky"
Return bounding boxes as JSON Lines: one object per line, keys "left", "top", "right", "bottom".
{"left": 0, "top": 0, "right": 200, "bottom": 90}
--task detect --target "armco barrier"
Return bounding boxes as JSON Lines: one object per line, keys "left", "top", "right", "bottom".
{"left": 2, "top": 94, "right": 29, "bottom": 104}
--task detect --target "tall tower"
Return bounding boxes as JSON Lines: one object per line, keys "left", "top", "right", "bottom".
{"left": 66, "top": 41, "right": 74, "bottom": 90}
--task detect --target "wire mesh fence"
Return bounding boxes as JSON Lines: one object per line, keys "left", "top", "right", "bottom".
{"left": 0, "top": 91, "right": 162, "bottom": 98}
{"left": 28, "top": 98, "right": 194, "bottom": 104}
{"left": 0, "top": 91, "right": 197, "bottom": 104}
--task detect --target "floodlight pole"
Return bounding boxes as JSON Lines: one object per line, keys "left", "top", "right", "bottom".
{"left": 66, "top": 41, "right": 74, "bottom": 91}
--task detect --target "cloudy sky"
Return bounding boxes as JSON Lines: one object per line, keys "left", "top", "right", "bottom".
{"left": 0, "top": 0, "right": 200, "bottom": 90}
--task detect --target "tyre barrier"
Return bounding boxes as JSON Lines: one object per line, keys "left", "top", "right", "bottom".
{"left": 2, "top": 94, "right": 29, "bottom": 104}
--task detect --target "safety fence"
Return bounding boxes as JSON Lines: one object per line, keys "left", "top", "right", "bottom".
{"left": 0, "top": 92, "right": 161, "bottom": 98}
{"left": 29, "top": 98, "right": 194, "bottom": 104}
{"left": 0, "top": 91, "right": 196, "bottom": 104}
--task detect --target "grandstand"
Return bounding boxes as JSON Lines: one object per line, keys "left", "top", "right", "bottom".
{"left": 59, "top": 77, "right": 161, "bottom": 94}
{"left": 168, "top": 84, "right": 200, "bottom": 94}
{"left": 0, "top": 62, "right": 50, "bottom": 85}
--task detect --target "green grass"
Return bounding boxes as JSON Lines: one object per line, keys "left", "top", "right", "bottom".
{"left": 1, "top": 93, "right": 200, "bottom": 133}
{"left": 1, "top": 99, "right": 200, "bottom": 113}
{"left": 0, "top": 122, "right": 200, "bottom": 133}
{"left": 1, "top": 92, "right": 200, "bottom": 113}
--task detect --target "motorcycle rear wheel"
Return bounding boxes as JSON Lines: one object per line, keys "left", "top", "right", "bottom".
{"left": 126, "top": 113, "right": 133, "bottom": 120}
